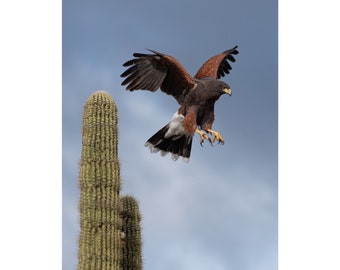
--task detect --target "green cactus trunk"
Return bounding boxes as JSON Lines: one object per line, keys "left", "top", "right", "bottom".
{"left": 78, "top": 91, "right": 121, "bottom": 270}
{"left": 120, "top": 195, "right": 143, "bottom": 270}
{"left": 77, "top": 91, "right": 143, "bottom": 270}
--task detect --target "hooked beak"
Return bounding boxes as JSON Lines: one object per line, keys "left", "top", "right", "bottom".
{"left": 223, "top": 88, "right": 232, "bottom": 96}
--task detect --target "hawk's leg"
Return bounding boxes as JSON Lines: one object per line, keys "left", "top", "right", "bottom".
{"left": 207, "top": 129, "right": 224, "bottom": 145}
{"left": 195, "top": 129, "right": 212, "bottom": 146}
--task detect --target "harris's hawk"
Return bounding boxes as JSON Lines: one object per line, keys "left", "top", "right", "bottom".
{"left": 121, "top": 46, "right": 239, "bottom": 162}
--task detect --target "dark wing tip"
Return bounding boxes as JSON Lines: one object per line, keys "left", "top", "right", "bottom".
{"left": 146, "top": 48, "right": 164, "bottom": 56}
{"left": 215, "top": 45, "right": 239, "bottom": 79}
{"left": 122, "top": 50, "right": 159, "bottom": 67}
{"left": 223, "top": 45, "right": 239, "bottom": 55}
{"left": 231, "top": 46, "right": 239, "bottom": 55}
{"left": 122, "top": 59, "right": 135, "bottom": 67}
{"left": 133, "top": 52, "right": 150, "bottom": 57}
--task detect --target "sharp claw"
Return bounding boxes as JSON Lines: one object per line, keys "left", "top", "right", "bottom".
{"left": 196, "top": 129, "right": 210, "bottom": 146}
{"left": 207, "top": 129, "right": 224, "bottom": 145}
{"left": 196, "top": 129, "right": 225, "bottom": 146}
{"left": 200, "top": 137, "right": 204, "bottom": 146}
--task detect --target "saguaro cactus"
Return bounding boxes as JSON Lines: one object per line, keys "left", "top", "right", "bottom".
{"left": 120, "top": 195, "right": 143, "bottom": 270}
{"left": 78, "top": 91, "right": 143, "bottom": 270}
{"left": 78, "top": 91, "right": 122, "bottom": 270}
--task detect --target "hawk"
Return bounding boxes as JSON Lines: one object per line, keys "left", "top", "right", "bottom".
{"left": 121, "top": 46, "right": 239, "bottom": 162}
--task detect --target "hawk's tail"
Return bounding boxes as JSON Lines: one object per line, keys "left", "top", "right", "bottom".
{"left": 144, "top": 124, "right": 193, "bottom": 163}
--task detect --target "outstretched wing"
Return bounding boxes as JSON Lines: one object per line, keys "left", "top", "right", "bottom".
{"left": 121, "top": 49, "right": 197, "bottom": 104}
{"left": 194, "top": 46, "right": 239, "bottom": 80}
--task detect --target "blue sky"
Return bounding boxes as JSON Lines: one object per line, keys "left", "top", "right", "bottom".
{"left": 63, "top": 0, "right": 277, "bottom": 269}
{"left": 1, "top": 1, "right": 340, "bottom": 270}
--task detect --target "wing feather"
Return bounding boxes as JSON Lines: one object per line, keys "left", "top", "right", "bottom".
{"left": 194, "top": 46, "right": 239, "bottom": 80}
{"left": 121, "top": 50, "right": 196, "bottom": 104}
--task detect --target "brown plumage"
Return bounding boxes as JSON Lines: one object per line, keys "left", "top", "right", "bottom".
{"left": 121, "top": 46, "right": 239, "bottom": 162}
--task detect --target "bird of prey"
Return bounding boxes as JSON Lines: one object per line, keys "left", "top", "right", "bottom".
{"left": 121, "top": 46, "right": 239, "bottom": 162}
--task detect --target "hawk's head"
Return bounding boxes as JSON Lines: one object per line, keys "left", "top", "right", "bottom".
{"left": 201, "top": 79, "right": 232, "bottom": 99}
{"left": 218, "top": 81, "right": 232, "bottom": 96}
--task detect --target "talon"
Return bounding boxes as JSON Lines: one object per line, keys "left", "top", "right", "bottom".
{"left": 195, "top": 129, "right": 210, "bottom": 146}
{"left": 207, "top": 129, "right": 225, "bottom": 145}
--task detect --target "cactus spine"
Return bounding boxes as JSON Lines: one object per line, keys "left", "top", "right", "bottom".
{"left": 78, "top": 91, "right": 122, "bottom": 270}
{"left": 120, "top": 195, "right": 143, "bottom": 270}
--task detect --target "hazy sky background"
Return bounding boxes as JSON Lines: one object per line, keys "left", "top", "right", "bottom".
{"left": 63, "top": 0, "right": 277, "bottom": 269}
{"left": 1, "top": 1, "right": 340, "bottom": 270}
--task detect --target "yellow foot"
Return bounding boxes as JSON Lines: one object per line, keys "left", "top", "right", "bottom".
{"left": 207, "top": 129, "right": 224, "bottom": 144}
{"left": 195, "top": 129, "right": 211, "bottom": 146}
